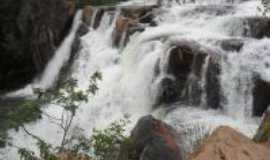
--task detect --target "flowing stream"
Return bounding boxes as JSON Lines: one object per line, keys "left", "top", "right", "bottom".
{"left": 1, "top": 0, "right": 268, "bottom": 159}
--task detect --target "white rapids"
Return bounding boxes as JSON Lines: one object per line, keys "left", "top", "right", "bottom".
{"left": 1, "top": 0, "right": 268, "bottom": 159}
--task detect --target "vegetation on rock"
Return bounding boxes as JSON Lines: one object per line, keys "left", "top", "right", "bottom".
{"left": 253, "top": 111, "right": 270, "bottom": 143}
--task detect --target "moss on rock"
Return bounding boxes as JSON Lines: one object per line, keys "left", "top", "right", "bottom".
{"left": 253, "top": 111, "right": 270, "bottom": 143}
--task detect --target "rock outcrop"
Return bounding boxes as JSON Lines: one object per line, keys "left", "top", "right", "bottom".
{"left": 81, "top": 5, "right": 157, "bottom": 48}
{"left": 188, "top": 126, "right": 270, "bottom": 160}
{"left": 155, "top": 40, "right": 222, "bottom": 109}
{"left": 252, "top": 78, "right": 270, "bottom": 116}
{"left": 113, "top": 5, "right": 157, "bottom": 47}
{"left": 118, "top": 115, "right": 183, "bottom": 160}
{"left": 0, "top": 0, "right": 74, "bottom": 93}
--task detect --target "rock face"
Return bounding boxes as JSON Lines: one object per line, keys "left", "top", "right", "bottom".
{"left": 188, "top": 126, "right": 270, "bottom": 160}
{"left": 118, "top": 115, "right": 183, "bottom": 160}
{"left": 254, "top": 110, "right": 270, "bottom": 143}
{"left": 245, "top": 17, "right": 270, "bottom": 38}
{"left": 252, "top": 78, "right": 270, "bottom": 116}
{"left": 0, "top": 0, "right": 73, "bottom": 93}
{"left": 112, "top": 5, "right": 157, "bottom": 48}
{"left": 81, "top": 5, "right": 157, "bottom": 48}
{"left": 155, "top": 40, "right": 222, "bottom": 109}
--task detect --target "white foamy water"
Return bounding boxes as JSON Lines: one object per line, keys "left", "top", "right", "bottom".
{"left": 1, "top": 0, "right": 268, "bottom": 159}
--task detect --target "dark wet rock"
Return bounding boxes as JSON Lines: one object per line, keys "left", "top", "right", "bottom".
{"left": 219, "top": 39, "right": 245, "bottom": 52}
{"left": 156, "top": 41, "right": 202, "bottom": 105}
{"left": 156, "top": 77, "right": 180, "bottom": 106}
{"left": 181, "top": 5, "right": 235, "bottom": 17}
{"left": 118, "top": 115, "right": 183, "bottom": 160}
{"left": 252, "top": 78, "right": 270, "bottom": 117}
{"left": 71, "top": 23, "right": 89, "bottom": 60}
{"left": 254, "top": 110, "right": 270, "bottom": 143}
{"left": 0, "top": 0, "right": 73, "bottom": 93}
{"left": 93, "top": 9, "right": 106, "bottom": 29}
{"left": 155, "top": 40, "right": 222, "bottom": 109}
{"left": 206, "top": 59, "right": 222, "bottom": 109}
{"left": 229, "top": 17, "right": 270, "bottom": 39}
{"left": 245, "top": 17, "right": 270, "bottom": 39}
{"left": 58, "top": 23, "right": 89, "bottom": 87}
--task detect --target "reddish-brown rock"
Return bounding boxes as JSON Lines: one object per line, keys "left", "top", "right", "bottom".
{"left": 82, "top": 5, "right": 94, "bottom": 26}
{"left": 188, "top": 126, "right": 270, "bottom": 160}
{"left": 118, "top": 115, "right": 183, "bottom": 160}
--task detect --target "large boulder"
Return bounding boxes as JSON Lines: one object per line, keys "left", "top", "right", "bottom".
{"left": 0, "top": 0, "right": 73, "bottom": 93}
{"left": 253, "top": 110, "right": 270, "bottom": 143}
{"left": 118, "top": 115, "right": 183, "bottom": 160}
{"left": 188, "top": 126, "right": 270, "bottom": 160}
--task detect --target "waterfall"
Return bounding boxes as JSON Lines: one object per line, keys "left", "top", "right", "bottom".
{"left": 1, "top": 0, "right": 268, "bottom": 159}
{"left": 37, "top": 11, "right": 83, "bottom": 90}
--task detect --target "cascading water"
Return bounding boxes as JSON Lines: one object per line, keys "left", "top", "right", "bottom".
{"left": 1, "top": 0, "right": 268, "bottom": 159}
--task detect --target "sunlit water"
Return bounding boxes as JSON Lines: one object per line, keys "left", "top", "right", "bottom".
{"left": 1, "top": 0, "right": 267, "bottom": 159}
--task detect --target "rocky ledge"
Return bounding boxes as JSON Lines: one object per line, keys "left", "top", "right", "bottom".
{"left": 0, "top": 0, "right": 76, "bottom": 93}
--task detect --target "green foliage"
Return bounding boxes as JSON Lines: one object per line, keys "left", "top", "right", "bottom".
{"left": 17, "top": 118, "right": 132, "bottom": 160}
{"left": 16, "top": 72, "right": 102, "bottom": 160}
{"left": 18, "top": 139, "right": 57, "bottom": 160}
{"left": 18, "top": 148, "right": 37, "bottom": 160}
{"left": 0, "top": 99, "right": 41, "bottom": 147}
{"left": 90, "top": 118, "right": 130, "bottom": 160}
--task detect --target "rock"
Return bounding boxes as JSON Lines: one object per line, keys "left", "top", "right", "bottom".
{"left": 166, "top": 42, "right": 202, "bottom": 105}
{"left": 154, "top": 40, "right": 223, "bottom": 109}
{"left": 118, "top": 115, "right": 183, "bottom": 160}
{"left": 112, "top": 16, "right": 131, "bottom": 47}
{"left": 229, "top": 17, "right": 270, "bottom": 38}
{"left": 57, "top": 151, "right": 90, "bottom": 160}
{"left": 66, "top": 0, "right": 77, "bottom": 17}
{"left": 188, "top": 126, "right": 270, "bottom": 160}
{"left": 219, "top": 39, "right": 245, "bottom": 52}
{"left": 206, "top": 59, "right": 222, "bottom": 109}
{"left": 93, "top": 8, "right": 105, "bottom": 29}
{"left": 245, "top": 17, "right": 270, "bottom": 39}
{"left": 253, "top": 110, "right": 270, "bottom": 143}
{"left": 113, "top": 5, "right": 158, "bottom": 47}
{"left": 180, "top": 5, "right": 235, "bottom": 17}
{"left": 156, "top": 77, "right": 180, "bottom": 106}
{"left": 252, "top": 78, "right": 270, "bottom": 116}
{"left": 0, "top": 0, "right": 72, "bottom": 93}
{"left": 82, "top": 5, "right": 94, "bottom": 26}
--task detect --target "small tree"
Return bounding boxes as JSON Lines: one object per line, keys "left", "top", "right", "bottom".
{"left": 17, "top": 71, "right": 102, "bottom": 160}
